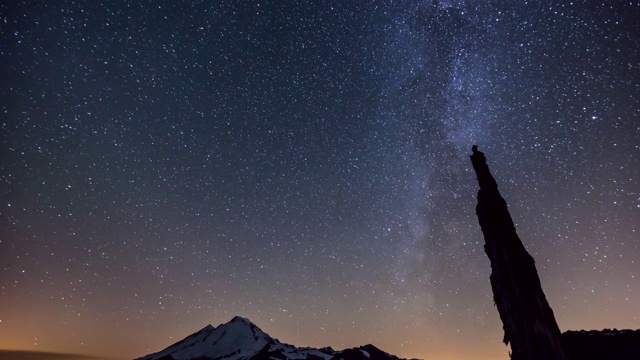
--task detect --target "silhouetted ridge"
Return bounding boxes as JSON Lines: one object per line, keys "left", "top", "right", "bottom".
{"left": 562, "top": 329, "right": 640, "bottom": 360}
{"left": 333, "top": 345, "right": 402, "bottom": 360}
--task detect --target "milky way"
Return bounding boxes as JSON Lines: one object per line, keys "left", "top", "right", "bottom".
{"left": 1, "top": 2, "right": 639, "bottom": 359}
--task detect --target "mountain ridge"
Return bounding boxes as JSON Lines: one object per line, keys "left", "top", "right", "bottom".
{"left": 135, "top": 317, "right": 410, "bottom": 360}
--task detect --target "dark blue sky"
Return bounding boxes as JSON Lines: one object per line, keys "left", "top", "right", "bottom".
{"left": 1, "top": 1, "right": 639, "bottom": 359}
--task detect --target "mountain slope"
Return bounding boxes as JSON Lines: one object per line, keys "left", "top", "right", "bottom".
{"left": 135, "top": 317, "right": 407, "bottom": 360}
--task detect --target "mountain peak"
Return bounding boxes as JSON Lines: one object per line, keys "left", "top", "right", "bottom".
{"left": 229, "top": 316, "right": 257, "bottom": 329}
{"left": 230, "top": 315, "right": 252, "bottom": 323}
{"left": 137, "top": 317, "right": 272, "bottom": 360}
{"left": 137, "top": 317, "right": 410, "bottom": 360}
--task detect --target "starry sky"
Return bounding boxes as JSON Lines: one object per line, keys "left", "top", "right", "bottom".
{"left": 1, "top": 1, "right": 639, "bottom": 360}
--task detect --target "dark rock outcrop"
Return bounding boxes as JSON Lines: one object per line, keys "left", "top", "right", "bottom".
{"left": 332, "top": 344, "right": 404, "bottom": 360}
{"left": 470, "top": 146, "right": 566, "bottom": 360}
{"left": 562, "top": 329, "right": 640, "bottom": 360}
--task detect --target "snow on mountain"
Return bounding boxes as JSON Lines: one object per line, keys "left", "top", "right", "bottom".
{"left": 136, "top": 316, "right": 409, "bottom": 360}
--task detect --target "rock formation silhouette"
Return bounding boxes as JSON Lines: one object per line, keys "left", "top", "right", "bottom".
{"left": 470, "top": 145, "right": 566, "bottom": 360}
{"left": 562, "top": 329, "right": 640, "bottom": 360}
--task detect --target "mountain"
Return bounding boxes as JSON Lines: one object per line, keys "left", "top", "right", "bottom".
{"left": 135, "top": 316, "right": 410, "bottom": 360}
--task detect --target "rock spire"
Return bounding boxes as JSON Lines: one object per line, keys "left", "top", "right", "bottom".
{"left": 470, "top": 145, "right": 566, "bottom": 360}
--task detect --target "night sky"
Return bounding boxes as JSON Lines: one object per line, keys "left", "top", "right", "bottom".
{"left": 1, "top": 1, "right": 639, "bottom": 360}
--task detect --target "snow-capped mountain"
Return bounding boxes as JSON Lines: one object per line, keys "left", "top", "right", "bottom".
{"left": 136, "top": 316, "right": 410, "bottom": 360}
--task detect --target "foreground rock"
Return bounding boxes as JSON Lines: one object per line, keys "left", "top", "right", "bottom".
{"left": 470, "top": 146, "right": 639, "bottom": 360}
{"left": 470, "top": 146, "right": 566, "bottom": 360}
{"left": 562, "top": 329, "right": 640, "bottom": 360}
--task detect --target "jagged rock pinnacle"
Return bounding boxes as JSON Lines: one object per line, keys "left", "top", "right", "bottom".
{"left": 470, "top": 146, "right": 566, "bottom": 360}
